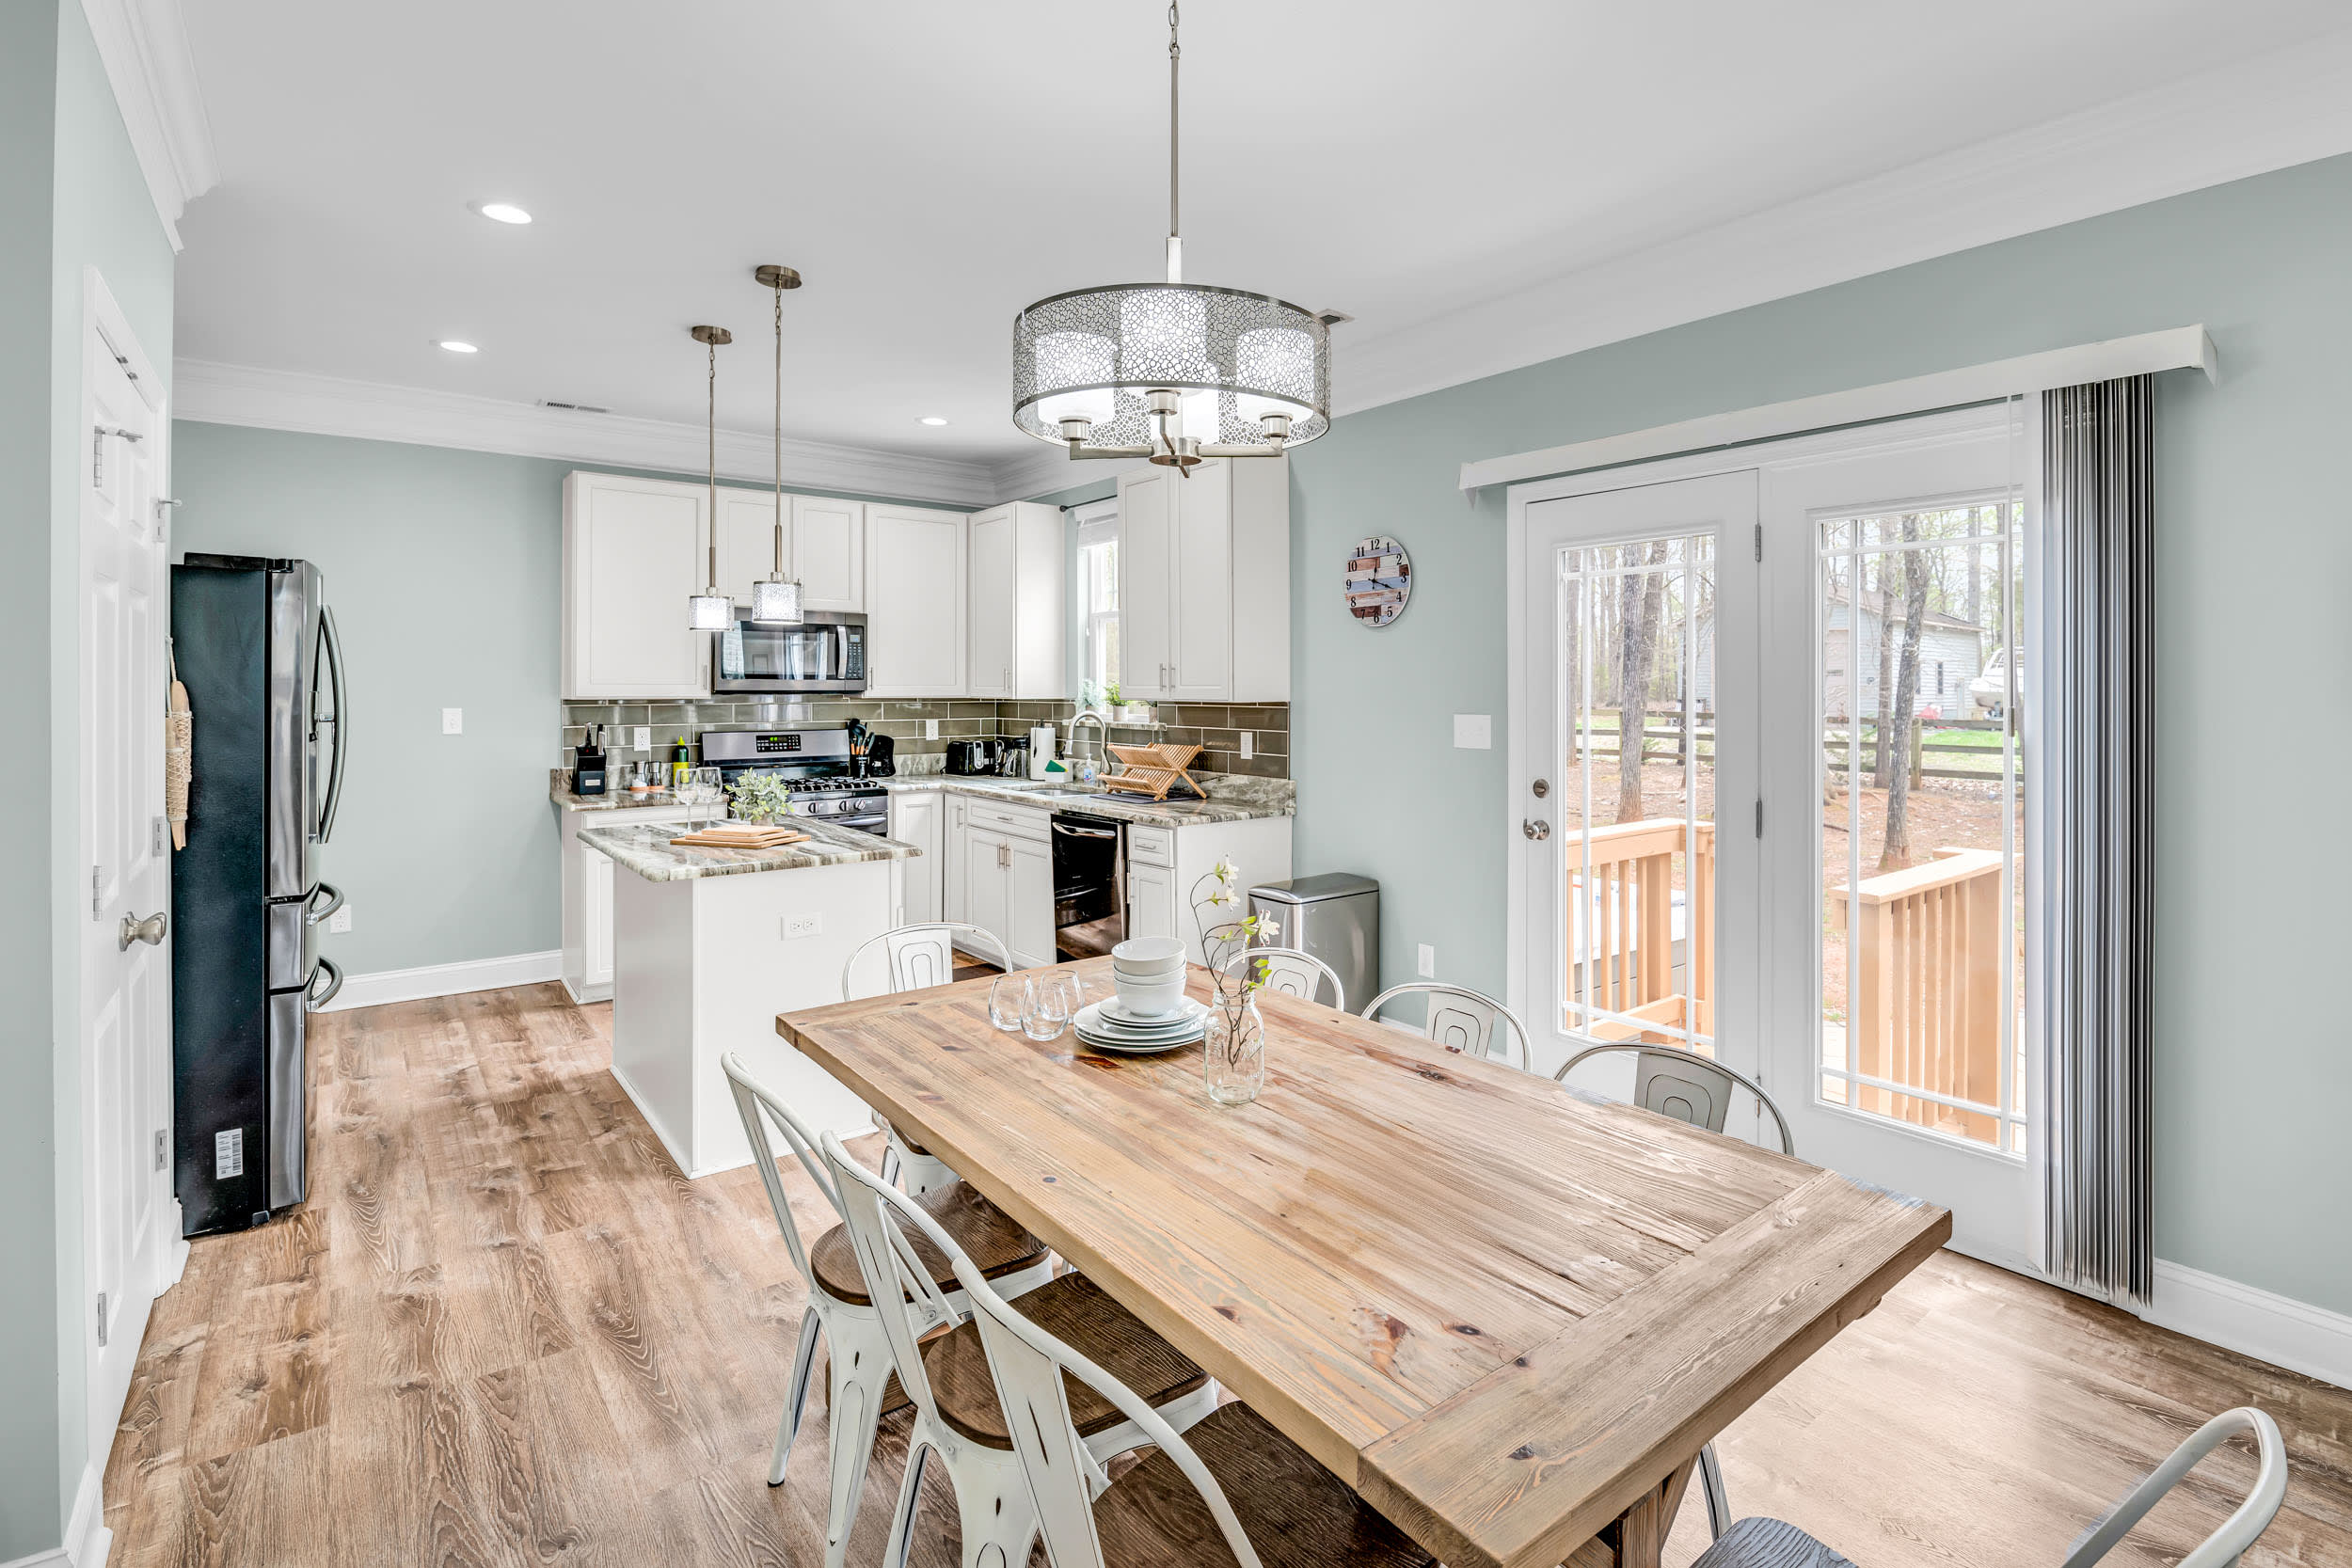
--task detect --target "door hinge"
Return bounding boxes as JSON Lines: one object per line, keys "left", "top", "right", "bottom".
{"left": 1755, "top": 798, "right": 1764, "bottom": 837}
{"left": 96, "top": 1292, "right": 108, "bottom": 1347}
{"left": 155, "top": 1128, "right": 169, "bottom": 1171}
{"left": 151, "top": 816, "right": 167, "bottom": 856}
{"left": 92, "top": 429, "right": 105, "bottom": 487}
{"left": 1754, "top": 523, "right": 1763, "bottom": 562}
{"left": 92, "top": 863, "right": 104, "bottom": 917}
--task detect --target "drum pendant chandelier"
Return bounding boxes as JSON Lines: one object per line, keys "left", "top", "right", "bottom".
{"left": 1010, "top": 1, "right": 1329, "bottom": 471}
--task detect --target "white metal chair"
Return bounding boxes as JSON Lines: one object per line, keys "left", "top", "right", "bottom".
{"left": 1220, "top": 944, "right": 1346, "bottom": 1010}
{"left": 1554, "top": 1040, "right": 1797, "bottom": 1539}
{"left": 936, "top": 1196, "right": 1436, "bottom": 1568}
{"left": 841, "top": 922, "right": 1012, "bottom": 1194}
{"left": 1692, "top": 1406, "right": 2287, "bottom": 1568}
{"left": 819, "top": 1132, "right": 1224, "bottom": 1568}
{"left": 722, "top": 1053, "right": 1053, "bottom": 1568}
{"left": 1359, "top": 982, "right": 1532, "bottom": 1071}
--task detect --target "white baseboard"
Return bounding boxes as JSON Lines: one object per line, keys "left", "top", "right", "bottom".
{"left": 318, "top": 949, "right": 563, "bottom": 1012}
{"left": 0, "top": 1462, "right": 119, "bottom": 1567}
{"left": 2146, "top": 1259, "right": 2352, "bottom": 1390}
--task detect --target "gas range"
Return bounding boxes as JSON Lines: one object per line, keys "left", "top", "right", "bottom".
{"left": 697, "top": 727, "right": 891, "bottom": 835}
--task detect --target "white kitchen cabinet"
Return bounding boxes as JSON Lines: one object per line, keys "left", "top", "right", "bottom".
{"left": 584, "top": 843, "right": 615, "bottom": 987}
{"left": 967, "top": 502, "right": 1067, "bottom": 701}
{"left": 792, "top": 495, "right": 866, "bottom": 612}
{"left": 1125, "top": 857, "right": 1179, "bottom": 945}
{"left": 1007, "top": 832, "right": 1055, "bottom": 968}
{"left": 888, "top": 789, "right": 944, "bottom": 926}
{"left": 563, "top": 472, "right": 713, "bottom": 699}
{"left": 560, "top": 801, "right": 691, "bottom": 1002}
{"left": 1116, "top": 457, "right": 1290, "bottom": 703}
{"left": 956, "top": 800, "right": 1054, "bottom": 969}
{"left": 941, "top": 794, "right": 968, "bottom": 923}
{"left": 866, "top": 504, "right": 968, "bottom": 697}
{"left": 716, "top": 488, "right": 791, "bottom": 609}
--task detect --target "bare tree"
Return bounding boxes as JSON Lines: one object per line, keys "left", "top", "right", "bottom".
{"left": 1615, "top": 543, "right": 1667, "bottom": 822}
{"left": 1880, "top": 513, "right": 1930, "bottom": 869}
{"left": 1871, "top": 546, "right": 1899, "bottom": 788}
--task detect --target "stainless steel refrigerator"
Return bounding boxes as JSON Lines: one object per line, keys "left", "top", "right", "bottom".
{"left": 170, "top": 554, "right": 348, "bottom": 1236}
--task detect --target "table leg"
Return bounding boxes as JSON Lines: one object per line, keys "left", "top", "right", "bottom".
{"left": 1572, "top": 1456, "right": 1698, "bottom": 1568}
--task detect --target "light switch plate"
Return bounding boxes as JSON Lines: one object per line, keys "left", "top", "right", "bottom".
{"left": 1453, "top": 714, "right": 1492, "bottom": 750}
{"left": 442, "top": 707, "right": 464, "bottom": 735}
{"left": 633, "top": 725, "right": 651, "bottom": 750}
{"left": 925, "top": 719, "right": 939, "bottom": 739}
{"left": 1240, "top": 731, "right": 1254, "bottom": 760}
{"left": 328, "top": 905, "right": 353, "bottom": 934}
{"left": 1417, "top": 943, "right": 1437, "bottom": 978}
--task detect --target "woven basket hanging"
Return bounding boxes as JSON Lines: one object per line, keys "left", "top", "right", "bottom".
{"left": 166, "top": 644, "right": 192, "bottom": 849}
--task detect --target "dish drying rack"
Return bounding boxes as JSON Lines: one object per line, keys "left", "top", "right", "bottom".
{"left": 1101, "top": 742, "right": 1204, "bottom": 801}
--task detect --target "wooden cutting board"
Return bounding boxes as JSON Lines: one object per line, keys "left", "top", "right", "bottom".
{"left": 668, "top": 825, "right": 810, "bottom": 849}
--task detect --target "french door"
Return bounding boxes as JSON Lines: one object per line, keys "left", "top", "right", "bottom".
{"left": 1514, "top": 407, "right": 2038, "bottom": 1268}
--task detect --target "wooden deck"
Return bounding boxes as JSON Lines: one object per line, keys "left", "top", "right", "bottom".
{"left": 101, "top": 982, "right": 2352, "bottom": 1567}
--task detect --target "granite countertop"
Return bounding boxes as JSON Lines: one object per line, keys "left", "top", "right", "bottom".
{"left": 577, "top": 817, "right": 921, "bottom": 882}
{"left": 552, "top": 768, "right": 1293, "bottom": 829}
{"left": 878, "top": 774, "right": 1294, "bottom": 829}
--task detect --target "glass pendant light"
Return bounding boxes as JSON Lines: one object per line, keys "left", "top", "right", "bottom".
{"left": 750, "top": 264, "right": 805, "bottom": 624}
{"left": 1010, "top": 1, "right": 1329, "bottom": 470}
{"left": 685, "top": 324, "right": 736, "bottom": 630}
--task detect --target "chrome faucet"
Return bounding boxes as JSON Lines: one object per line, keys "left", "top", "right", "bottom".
{"left": 1066, "top": 708, "right": 1109, "bottom": 780}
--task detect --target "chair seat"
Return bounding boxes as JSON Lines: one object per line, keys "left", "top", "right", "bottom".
{"left": 1093, "top": 1402, "right": 1432, "bottom": 1568}
{"left": 806, "top": 1180, "right": 1045, "bottom": 1308}
{"left": 924, "top": 1272, "right": 1210, "bottom": 1449}
{"left": 1692, "top": 1517, "right": 1859, "bottom": 1568}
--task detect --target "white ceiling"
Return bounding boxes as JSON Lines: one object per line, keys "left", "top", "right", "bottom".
{"left": 170, "top": 0, "right": 2352, "bottom": 488}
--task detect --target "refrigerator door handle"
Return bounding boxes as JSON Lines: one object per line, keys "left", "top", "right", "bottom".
{"left": 306, "top": 881, "right": 344, "bottom": 927}
{"left": 314, "top": 604, "right": 349, "bottom": 843}
{"left": 305, "top": 956, "right": 343, "bottom": 1011}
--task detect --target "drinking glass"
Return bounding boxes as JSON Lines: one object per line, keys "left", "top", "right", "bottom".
{"left": 1024, "top": 977, "right": 1072, "bottom": 1041}
{"left": 686, "top": 766, "right": 724, "bottom": 826}
{"left": 989, "top": 974, "right": 1033, "bottom": 1033}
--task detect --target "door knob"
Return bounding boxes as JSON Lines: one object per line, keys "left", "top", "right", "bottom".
{"left": 1522, "top": 819, "right": 1550, "bottom": 841}
{"left": 119, "top": 911, "right": 167, "bottom": 950}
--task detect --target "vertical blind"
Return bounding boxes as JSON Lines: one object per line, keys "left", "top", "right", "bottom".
{"left": 2037, "top": 375, "right": 2155, "bottom": 1303}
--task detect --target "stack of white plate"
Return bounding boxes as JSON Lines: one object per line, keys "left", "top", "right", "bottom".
{"left": 1073, "top": 995, "right": 1208, "bottom": 1054}
{"left": 1109, "top": 935, "right": 1187, "bottom": 1018}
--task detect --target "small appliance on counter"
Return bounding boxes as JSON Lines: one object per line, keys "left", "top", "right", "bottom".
{"left": 698, "top": 726, "right": 889, "bottom": 834}
{"left": 572, "top": 724, "right": 609, "bottom": 796}
{"left": 946, "top": 736, "right": 1004, "bottom": 776}
{"left": 1027, "top": 723, "right": 1057, "bottom": 780}
{"left": 867, "top": 733, "right": 897, "bottom": 776}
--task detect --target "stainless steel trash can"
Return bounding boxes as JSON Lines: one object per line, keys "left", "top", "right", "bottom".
{"left": 1248, "top": 874, "right": 1379, "bottom": 1014}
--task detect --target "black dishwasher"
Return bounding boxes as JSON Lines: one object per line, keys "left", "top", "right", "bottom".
{"left": 1050, "top": 813, "right": 1125, "bottom": 959}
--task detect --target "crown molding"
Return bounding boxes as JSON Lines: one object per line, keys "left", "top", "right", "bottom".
{"left": 174, "top": 359, "right": 1003, "bottom": 507}
{"left": 1335, "top": 25, "right": 2352, "bottom": 418}
{"left": 987, "top": 441, "right": 1148, "bottom": 506}
{"left": 78, "top": 0, "right": 218, "bottom": 252}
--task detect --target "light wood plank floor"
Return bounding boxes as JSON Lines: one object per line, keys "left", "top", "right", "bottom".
{"left": 103, "top": 983, "right": 2351, "bottom": 1567}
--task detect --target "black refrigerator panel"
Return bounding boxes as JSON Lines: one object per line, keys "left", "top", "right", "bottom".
{"left": 170, "top": 562, "right": 274, "bottom": 1233}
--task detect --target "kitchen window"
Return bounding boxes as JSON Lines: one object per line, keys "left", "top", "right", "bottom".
{"left": 1076, "top": 503, "right": 1120, "bottom": 702}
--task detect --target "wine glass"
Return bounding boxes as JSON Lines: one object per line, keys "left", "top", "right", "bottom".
{"left": 989, "top": 974, "right": 1033, "bottom": 1033}
{"left": 685, "top": 766, "right": 724, "bottom": 827}
{"left": 1024, "top": 975, "right": 1073, "bottom": 1041}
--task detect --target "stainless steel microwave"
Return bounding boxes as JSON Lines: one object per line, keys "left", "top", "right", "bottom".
{"left": 711, "top": 610, "right": 866, "bottom": 694}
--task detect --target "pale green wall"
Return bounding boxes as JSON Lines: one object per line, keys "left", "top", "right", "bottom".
{"left": 1, "top": 0, "right": 178, "bottom": 1555}
{"left": 1285, "top": 151, "right": 2352, "bottom": 1316}
{"left": 170, "top": 425, "right": 977, "bottom": 977}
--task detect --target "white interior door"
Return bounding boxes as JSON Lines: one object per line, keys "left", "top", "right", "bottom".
{"left": 81, "top": 289, "right": 173, "bottom": 1474}
{"left": 1758, "top": 410, "right": 2035, "bottom": 1270}
{"left": 1515, "top": 472, "right": 1762, "bottom": 1089}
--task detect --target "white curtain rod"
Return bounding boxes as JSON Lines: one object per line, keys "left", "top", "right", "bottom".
{"left": 1458, "top": 325, "right": 2217, "bottom": 493}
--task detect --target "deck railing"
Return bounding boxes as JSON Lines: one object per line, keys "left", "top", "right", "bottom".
{"left": 1566, "top": 817, "right": 1714, "bottom": 1045}
{"left": 1829, "top": 847, "right": 2005, "bottom": 1142}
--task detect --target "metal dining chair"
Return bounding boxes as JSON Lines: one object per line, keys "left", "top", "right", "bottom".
{"left": 897, "top": 1142, "right": 1436, "bottom": 1568}
{"left": 1694, "top": 1406, "right": 2287, "bottom": 1568}
{"left": 1219, "top": 944, "right": 1346, "bottom": 1010}
{"left": 1360, "top": 982, "right": 1532, "bottom": 1071}
{"left": 722, "top": 1053, "right": 1053, "bottom": 1568}
{"left": 1555, "top": 1040, "right": 1796, "bottom": 1540}
{"left": 841, "top": 921, "right": 1013, "bottom": 1193}
{"left": 820, "top": 1132, "right": 1224, "bottom": 1568}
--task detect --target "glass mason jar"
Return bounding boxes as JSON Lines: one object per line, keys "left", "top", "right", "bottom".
{"left": 1204, "top": 991, "right": 1265, "bottom": 1105}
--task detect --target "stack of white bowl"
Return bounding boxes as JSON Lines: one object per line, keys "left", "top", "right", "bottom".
{"left": 1109, "top": 936, "right": 1187, "bottom": 1017}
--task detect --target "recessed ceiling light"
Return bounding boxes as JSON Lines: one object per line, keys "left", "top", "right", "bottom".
{"left": 473, "top": 201, "right": 532, "bottom": 225}
{"left": 437, "top": 340, "right": 479, "bottom": 354}
{"left": 918, "top": 416, "right": 949, "bottom": 426}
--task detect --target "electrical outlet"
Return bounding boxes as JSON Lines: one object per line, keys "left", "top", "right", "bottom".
{"left": 781, "top": 913, "right": 822, "bottom": 940}
{"left": 1417, "top": 943, "right": 1436, "bottom": 978}
{"left": 1453, "top": 714, "right": 1492, "bottom": 750}
{"left": 925, "top": 719, "right": 939, "bottom": 739}
{"left": 442, "top": 707, "right": 464, "bottom": 735}
{"left": 1240, "top": 731, "right": 1253, "bottom": 760}
{"left": 328, "top": 904, "right": 353, "bottom": 934}
{"left": 633, "top": 725, "right": 651, "bottom": 750}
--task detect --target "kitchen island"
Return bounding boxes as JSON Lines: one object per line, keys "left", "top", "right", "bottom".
{"left": 576, "top": 816, "right": 918, "bottom": 1177}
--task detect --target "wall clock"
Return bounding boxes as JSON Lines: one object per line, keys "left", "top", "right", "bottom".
{"left": 1343, "top": 535, "right": 1411, "bottom": 626}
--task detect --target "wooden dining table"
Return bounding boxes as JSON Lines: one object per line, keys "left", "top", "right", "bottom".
{"left": 776, "top": 958, "right": 1950, "bottom": 1568}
